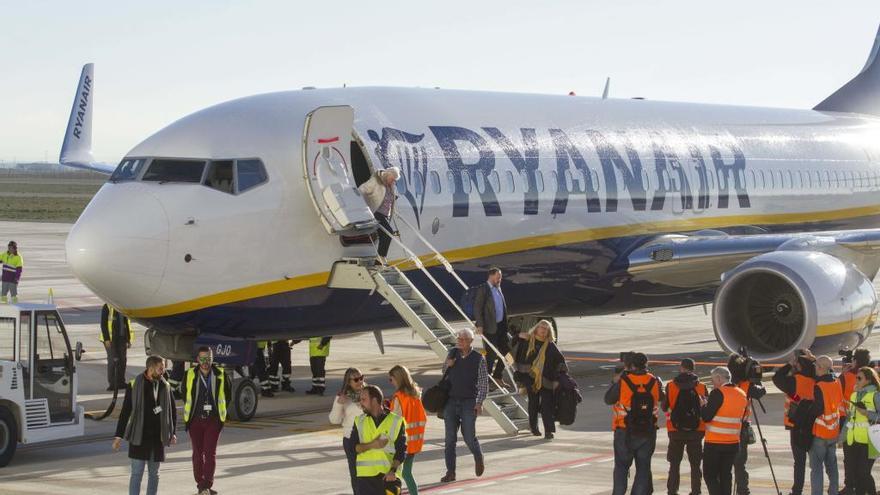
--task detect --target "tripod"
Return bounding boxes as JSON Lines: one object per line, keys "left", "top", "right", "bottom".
{"left": 750, "top": 397, "right": 782, "bottom": 495}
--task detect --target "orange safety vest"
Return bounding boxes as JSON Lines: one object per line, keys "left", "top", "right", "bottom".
{"left": 705, "top": 385, "right": 748, "bottom": 445}
{"left": 783, "top": 374, "right": 815, "bottom": 428}
{"left": 665, "top": 380, "right": 708, "bottom": 432}
{"left": 840, "top": 371, "right": 858, "bottom": 417}
{"left": 392, "top": 391, "right": 427, "bottom": 454}
{"left": 813, "top": 380, "right": 844, "bottom": 439}
{"left": 613, "top": 372, "right": 660, "bottom": 431}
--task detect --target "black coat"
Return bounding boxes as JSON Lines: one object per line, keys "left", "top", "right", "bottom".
{"left": 115, "top": 377, "right": 177, "bottom": 461}
{"left": 473, "top": 282, "right": 508, "bottom": 335}
{"left": 512, "top": 335, "right": 566, "bottom": 388}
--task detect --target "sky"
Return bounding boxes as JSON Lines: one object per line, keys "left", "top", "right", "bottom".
{"left": 3, "top": 1, "right": 880, "bottom": 163}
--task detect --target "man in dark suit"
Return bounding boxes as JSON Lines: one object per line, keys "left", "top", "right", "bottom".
{"left": 473, "top": 267, "right": 510, "bottom": 383}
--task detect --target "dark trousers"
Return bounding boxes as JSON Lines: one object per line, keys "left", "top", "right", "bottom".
{"left": 733, "top": 429, "right": 749, "bottom": 494}
{"left": 254, "top": 346, "right": 270, "bottom": 390}
{"left": 842, "top": 441, "right": 855, "bottom": 494}
{"left": 374, "top": 211, "right": 393, "bottom": 257}
{"left": 189, "top": 416, "right": 222, "bottom": 491}
{"left": 343, "top": 437, "right": 357, "bottom": 495}
{"left": 790, "top": 429, "right": 808, "bottom": 495}
{"left": 667, "top": 430, "right": 703, "bottom": 495}
{"left": 612, "top": 429, "right": 656, "bottom": 495}
{"left": 309, "top": 356, "right": 327, "bottom": 391}
{"left": 105, "top": 341, "right": 127, "bottom": 387}
{"left": 268, "top": 341, "right": 291, "bottom": 388}
{"left": 484, "top": 321, "right": 510, "bottom": 379}
{"left": 849, "top": 442, "right": 877, "bottom": 495}
{"left": 703, "top": 443, "right": 739, "bottom": 495}
{"left": 527, "top": 388, "right": 555, "bottom": 434}
{"left": 444, "top": 397, "right": 482, "bottom": 474}
{"left": 355, "top": 473, "right": 387, "bottom": 495}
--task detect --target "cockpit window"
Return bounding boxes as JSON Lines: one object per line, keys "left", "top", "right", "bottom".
{"left": 204, "top": 160, "right": 234, "bottom": 194}
{"left": 236, "top": 159, "right": 268, "bottom": 193}
{"left": 110, "top": 158, "right": 147, "bottom": 182}
{"left": 142, "top": 159, "right": 206, "bottom": 183}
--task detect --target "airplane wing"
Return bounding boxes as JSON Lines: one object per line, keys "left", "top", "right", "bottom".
{"left": 59, "top": 63, "right": 115, "bottom": 175}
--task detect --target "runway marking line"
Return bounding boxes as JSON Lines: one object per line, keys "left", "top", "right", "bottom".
{"left": 567, "top": 356, "right": 785, "bottom": 368}
{"left": 420, "top": 453, "right": 612, "bottom": 492}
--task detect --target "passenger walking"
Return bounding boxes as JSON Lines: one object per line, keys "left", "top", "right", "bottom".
{"left": 839, "top": 348, "right": 870, "bottom": 495}
{"left": 389, "top": 365, "right": 427, "bottom": 495}
{"left": 358, "top": 166, "right": 401, "bottom": 264}
{"left": 182, "top": 346, "right": 231, "bottom": 495}
{"left": 772, "top": 349, "right": 816, "bottom": 495}
{"left": 473, "top": 267, "right": 510, "bottom": 384}
{"left": 843, "top": 366, "right": 880, "bottom": 495}
{"left": 808, "top": 356, "right": 844, "bottom": 495}
{"left": 513, "top": 319, "right": 566, "bottom": 439}
{"left": 352, "top": 384, "right": 406, "bottom": 495}
{"left": 306, "top": 336, "right": 332, "bottom": 395}
{"left": 113, "top": 355, "right": 177, "bottom": 495}
{"left": 441, "top": 328, "right": 488, "bottom": 483}
{"left": 330, "top": 367, "right": 367, "bottom": 494}
{"left": 100, "top": 303, "right": 134, "bottom": 391}
{"left": 604, "top": 352, "right": 663, "bottom": 495}
{"left": 0, "top": 240, "right": 22, "bottom": 303}
{"left": 661, "top": 358, "right": 707, "bottom": 495}
{"left": 701, "top": 366, "right": 748, "bottom": 495}
{"left": 728, "top": 354, "right": 766, "bottom": 495}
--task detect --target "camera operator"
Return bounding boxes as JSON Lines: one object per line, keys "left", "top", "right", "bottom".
{"left": 604, "top": 352, "right": 664, "bottom": 495}
{"left": 838, "top": 348, "right": 869, "bottom": 495}
{"left": 728, "top": 353, "right": 766, "bottom": 495}
{"left": 772, "top": 349, "right": 817, "bottom": 495}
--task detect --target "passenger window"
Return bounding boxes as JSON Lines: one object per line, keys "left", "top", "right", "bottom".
{"left": 110, "top": 158, "right": 146, "bottom": 182}
{"left": 564, "top": 170, "right": 574, "bottom": 191}
{"left": 446, "top": 171, "right": 456, "bottom": 193}
{"left": 204, "top": 160, "right": 235, "bottom": 194}
{"left": 520, "top": 170, "right": 531, "bottom": 193}
{"left": 413, "top": 171, "right": 424, "bottom": 196}
{"left": 461, "top": 171, "right": 472, "bottom": 194}
{"left": 142, "top": 159, "right": 206, "bottom": 183}
{"left": 536, "top": 170, "right": 545, "bottom": 192}
{"left": 236, "top": 159, "right": 268, "bottom": 193}
{"left": 490, "top": 170, "right": 501, "bottom": 192}
{"left": 748, "top": 170, "right": 756, "bottom": 189}
{"left": 475, "top": 171, "right": 486, "bottom": 193}
{"left": 548, "top": 171, "right": 558, "bottom": 192}
{"left": 430, "top": 171, "right": 441, "bottom": 194}
{"left": 759, "top": 170, "right": 766, "bottom": 189}
{"left": 505, "top": 170, "right": 516, "bottom": 193}
{"left": 591, "top": 170, "right": 600, "bottom": 191}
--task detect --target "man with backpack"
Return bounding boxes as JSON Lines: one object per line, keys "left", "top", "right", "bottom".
{"left": 772, "top": 350, "right": 817, "bottom": 495}
{"left": 604, "top": 352, "right": 663, "bottom": 495}
{"left": 662, "top": 358, "right": 707, "bottom": 495}
{"left": 472, "top": 267, "right": 510, "bottom": 385}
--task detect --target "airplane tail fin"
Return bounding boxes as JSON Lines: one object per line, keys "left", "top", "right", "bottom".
{"left": 60, "top": 64, "right": 114, "bottom": 174}
{"left": 814, "top": 25, "right": 880, "bottom": 115}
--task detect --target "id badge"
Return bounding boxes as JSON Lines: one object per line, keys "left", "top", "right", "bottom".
{"left": 203, "top": 404, "right": 213, "bottom": 412}
{"left": 152, "top": 406, "right": 162, "bottom": 415}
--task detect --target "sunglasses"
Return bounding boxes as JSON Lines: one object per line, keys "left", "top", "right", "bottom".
{"left": 198, "top": 356, "right": 212, "bottom": 363}
{"left": 351, "top": 376, "right": 364, "bottom": 382}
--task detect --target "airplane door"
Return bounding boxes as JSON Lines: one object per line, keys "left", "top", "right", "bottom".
{"left": 303, "top": 106, "right": 378, "bottom": 235}
{"left": 31, "top": 311, "right": 74, "bottom": 423}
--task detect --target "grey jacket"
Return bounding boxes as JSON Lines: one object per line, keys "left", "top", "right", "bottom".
{"left": 473, "top": 282, "right": 507, "bottom": 335}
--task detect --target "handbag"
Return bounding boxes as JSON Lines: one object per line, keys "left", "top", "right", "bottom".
{"left": 869, "top": 423, "right": 880, "bottom": 452}
{"left": 423, "top": 358, "right": 454, "bottom": 413}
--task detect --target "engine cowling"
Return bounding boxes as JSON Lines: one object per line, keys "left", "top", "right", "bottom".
{"left": 713, "top": 250, "right": 877, "bottom": 361}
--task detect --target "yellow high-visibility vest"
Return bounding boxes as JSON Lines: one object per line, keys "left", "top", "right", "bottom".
{"left": 354, "top": 412, "right": 405, "bottom": 477}
{"left": 183, "top": 367, "right": 227, "bottom": 423}
{"left": 309, "top": 337, "right": 330, "bottom": 357}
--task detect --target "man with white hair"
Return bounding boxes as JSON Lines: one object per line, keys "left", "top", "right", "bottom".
{"left": 808, "top": 355, "right": 843, "bottom": 495}
{"left": 701, "top": 366, "right": 748, "bottom": 495}
{"left": 440, "top": 327, "right": 489, "bottom": 483}
{"left": 358, "top": 167, "right": 401, "bottom": 265}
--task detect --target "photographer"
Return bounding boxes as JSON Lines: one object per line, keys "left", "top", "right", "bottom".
{"left": 661, "top": 358, "right": 706, "bottom": 495}
{"left": 838, "top": 348, "right": 870, "bottom": 495}
{"left": 808, "top": 356, "right": 843, "bottom": 495}
{"left": 728, "top": 353, "right": 766, "bottom": 495}
{"left": 604, "top": 352, "right": 664, "bottom": 495}
{"left": 772, "top": 349, "right": 816, "bottom": 495}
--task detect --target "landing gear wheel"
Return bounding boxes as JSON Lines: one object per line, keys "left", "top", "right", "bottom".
{"left": 230, "top": 377, "right": 259, "bottom": 422}
{"left": 0, "top": 406, "right": 18, "bottom": 467}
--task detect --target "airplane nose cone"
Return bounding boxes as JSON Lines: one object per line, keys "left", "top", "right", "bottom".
{"left": 66, "top": 184, "right": 169, "bottom": 310}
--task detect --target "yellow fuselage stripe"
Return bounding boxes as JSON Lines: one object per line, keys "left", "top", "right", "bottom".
{"left": 123, "top": 203, "right": 880, "bottom": 319}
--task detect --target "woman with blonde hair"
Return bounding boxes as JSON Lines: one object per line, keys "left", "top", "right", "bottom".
{"left": 513, "top": 319, "right": 566, "bottom": 439}
{"left": 329, "top": 367, "right": 367, "bottom": 494}
{"left": 389, "top": 364, "right": 427, "bottom": 495}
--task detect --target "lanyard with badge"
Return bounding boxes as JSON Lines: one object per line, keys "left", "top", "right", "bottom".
{"left": 200, "top": 373, "right": 214, "bottom": 414}
{"left": 152, "top": 381, "right": 162, "bottom": 415}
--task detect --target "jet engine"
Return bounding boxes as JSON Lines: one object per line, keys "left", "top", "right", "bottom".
{"left": 713, "top": 250, "right": 877, "bottom": 361}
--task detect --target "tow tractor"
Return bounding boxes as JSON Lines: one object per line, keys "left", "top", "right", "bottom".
{"left": 0, "top": 303, "right": 85, "bottom": 467}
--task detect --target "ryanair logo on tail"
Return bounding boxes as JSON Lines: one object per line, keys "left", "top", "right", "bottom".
{"left": 72, "top": 75, "right": 92, "bottom": 140}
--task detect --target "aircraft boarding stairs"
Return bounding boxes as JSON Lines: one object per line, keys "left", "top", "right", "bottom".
{"left": 327, "top": 214, "right": 530, "bottom": 435}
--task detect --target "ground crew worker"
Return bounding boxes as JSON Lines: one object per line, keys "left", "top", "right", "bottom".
{"left": 254, "top": 340, "right": 273, "bottom": 398}
{"left": 182, "top": 346, "right": 231, "bottom": 495}
{"left": 0, "top": 240, "right": 22, "bottom": 304}
{"left": 306, "top": 336, "right": 331, "bottom": 395}
{"left": 167, "top": 360, "right": 186, "bottom": 400}
{"left": 844, "top": 366, "right": 880, "bottom": 495}
{"left": 603, "top": 352, "right": 663, "bottom": 495}
{"left": 100, "top": 303, "right": 134, "bottom": 391}
{"left": 701, "top": 366, "right": 748, "bottom": 495}
{"left": 352, "top": 384, "right": 406, "bottom": 495}
{"left": 661, "top": 358, "right": 706, "bottom": 495}
{"left": 729, "top": 354, "right": 766, "bottom": 495}
{"left": 808, "top": 355, "right": 843, "bottom": 495}
{"left": 390, "top": 365, "right": 427, "bottom": 495}
{"left": 839, "top": 348, "right": 870, "bottom": 495}
{"left": 772, "top": 349, "right": 816, "bottom": 495}
{"left": 268, "top": 339, "right": 295, "bottom": 392}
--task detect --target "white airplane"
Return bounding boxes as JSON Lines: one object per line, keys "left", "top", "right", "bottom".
{"left": 61, "top": 27, "right": 880, "bottom": 364}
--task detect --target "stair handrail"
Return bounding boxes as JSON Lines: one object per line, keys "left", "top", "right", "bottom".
{"left": 392, "top": 212, "right": 468, "bottom": 291}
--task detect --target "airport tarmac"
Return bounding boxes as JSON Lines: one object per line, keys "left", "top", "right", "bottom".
{"left": 2, "top": 220, "right": 879, "bottom": 494}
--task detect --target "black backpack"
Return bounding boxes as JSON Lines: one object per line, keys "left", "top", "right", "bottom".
{"left": 459, "top": 286, "right": 480, "bottom": 320}
{"left": 670, "top": 384, "right": 702, "bottom": 432}
{"left": 622, "top": 375, "right": 657, "bottom": 436}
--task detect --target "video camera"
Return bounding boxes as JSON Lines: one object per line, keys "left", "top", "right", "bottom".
{"left": 615, "top": 351, "right": 636, "bottom": 374}
{"left": 736, "top": 346, "right": 763, "bottom": 384}
{"left": 839, "top": 349, "right": 854, "bottom": 365}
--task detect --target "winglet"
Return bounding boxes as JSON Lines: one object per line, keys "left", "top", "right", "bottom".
{"left": 814, "top": 25, "right": 880, "bottom": 115}
{"left": 602, "top": 77, "right": 610, "bottom": 100}
{"left": 59, "top": 64, "right": 114, "bottom": 174}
